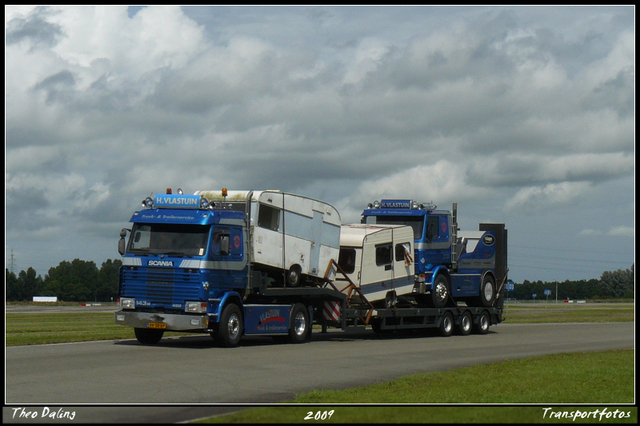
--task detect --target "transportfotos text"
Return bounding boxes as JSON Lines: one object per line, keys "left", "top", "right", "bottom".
{"left": 542, "top": 407, "right": 632, "bottom": 421}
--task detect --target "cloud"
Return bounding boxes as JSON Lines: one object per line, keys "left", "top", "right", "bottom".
{"left": 579, "top": 226, "right": 634, "bottom": 238}
{"left": 505, "top": 181, "right": 592, "bottom": 212}
{"left": 4, "top": 6, "right": 635, "bottom": 282}
{"left": 335, "top": 161, "right": 493, "bottom": 222}
{"left": 606, "top": 226, "right": 634, "bottom": 237}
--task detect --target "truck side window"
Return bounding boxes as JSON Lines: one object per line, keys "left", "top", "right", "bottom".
{"left": 338, "top": 248, "right": 356, "bottom": 274}
{"left": 426, "top": 216, "right": 439, "bottom": 242}
{"left": 258, "top": 204, "right": 280, "bottom": 231}
{"left": 212, "top": 227, "right": 230, "bottom": 256}
{"left": 375, "top": 244, "right": 392, "bottom": 266}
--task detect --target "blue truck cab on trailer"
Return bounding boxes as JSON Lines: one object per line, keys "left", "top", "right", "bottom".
{"left": 114, "top": 188, "right": 342, "bottom": 346}
{"left": 361, "top": 200, "right": 508, "bottom": 309}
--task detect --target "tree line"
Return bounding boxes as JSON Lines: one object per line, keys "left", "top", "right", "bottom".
{"left": 6, "top": 259, "right": 122, "bottom": 303}
{"left": 4, "top": 259, "right": 635, "bottom": 303}
{"left": 509, "top": 265, "right": 634, "bottom": 301}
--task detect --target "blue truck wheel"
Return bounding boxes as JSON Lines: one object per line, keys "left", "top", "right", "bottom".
{"left": 218, "top": 304, "right": 243, "bottom": 347}
{"left": 289, "top": 303, "right": 311, "bottom": 343}
{"left": 431, "top": 274, "right": 450, "bottom": 308}
{"left": 478, "top": 275, "right": 496, "bottom": 307}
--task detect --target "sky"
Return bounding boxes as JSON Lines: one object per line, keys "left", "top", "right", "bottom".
{"left": 5, "top": 5, "right": 635, "bottom": 285}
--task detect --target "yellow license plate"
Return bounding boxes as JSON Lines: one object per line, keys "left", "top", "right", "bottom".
{"left": 148, "top": 322, "right": 167, "bottom": 329}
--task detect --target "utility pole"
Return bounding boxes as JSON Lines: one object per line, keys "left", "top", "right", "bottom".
{"left": 8, "top": 249, "right": 17, "bottom": 275}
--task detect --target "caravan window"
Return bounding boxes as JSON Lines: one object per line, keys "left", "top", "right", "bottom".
{"left": 395, "top": 243, "right": 410, "bottom": 262}
{"left": 258, "top": 204, "right": 280, "bottom": 231}
{"left": 375, "top": 244, "right": 392, "bottom": 266}
{"left": 338, "top": 248, "right": 356, "bottom": 274}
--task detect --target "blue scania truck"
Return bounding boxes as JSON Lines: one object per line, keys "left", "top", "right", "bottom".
{"left": 115, "top": 189, "right": 507, "bottom": 346}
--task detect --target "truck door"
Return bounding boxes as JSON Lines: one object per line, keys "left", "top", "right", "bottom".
{"left": 422, "top": 214, "right": 451, "bottom": 265}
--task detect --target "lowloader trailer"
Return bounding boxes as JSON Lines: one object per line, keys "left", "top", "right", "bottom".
{"left": 115, "top": 189, "right": 507, "bottom": 346}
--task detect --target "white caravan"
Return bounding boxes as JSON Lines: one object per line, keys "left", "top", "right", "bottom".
{"left": 336, "top": 224, "right": 415, "bottom": 305}
{"left": 195, "top": 190, "right": 341, "bottom": 286}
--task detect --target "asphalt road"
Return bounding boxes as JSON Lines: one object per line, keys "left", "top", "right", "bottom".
{"left": 4, "top": 321, "right": 634, "bottom": 423}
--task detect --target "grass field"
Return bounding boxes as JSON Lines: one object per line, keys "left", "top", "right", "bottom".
{"left": 5, "top": 302, "right": 636, "bottom": 423}
{"left": 5, "top": 301, "right": 634, "bottom": 346}
{"left": 503, "top": 302, "right": 634, "bottom": 324}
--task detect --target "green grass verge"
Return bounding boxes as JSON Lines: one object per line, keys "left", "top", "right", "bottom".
{"left": 5, "top": 303, "right": 634, "bottom": 346}
{"left": 503, "top": 303, "right": 634, "bottom": 324}
{"left": 293, "top": 350, "right": 634, "bottom": 403}
{"left": 5, "top": 312, "right": 134, "bottom": 346}
{"left": 194, "top": 349, "right": 635, "bottom": 424}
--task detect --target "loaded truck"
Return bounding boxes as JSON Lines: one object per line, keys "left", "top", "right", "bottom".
{"left": 115, "top": 189, "right": 508, "bottom": 346}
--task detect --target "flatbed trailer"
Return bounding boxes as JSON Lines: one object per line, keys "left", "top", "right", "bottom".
{"left": 248, "top": 260, "right": 506, "bottom": 339}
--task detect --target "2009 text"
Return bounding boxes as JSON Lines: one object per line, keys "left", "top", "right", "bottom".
{"left": 304, "top": 410, "right": 335, "bottom": 421}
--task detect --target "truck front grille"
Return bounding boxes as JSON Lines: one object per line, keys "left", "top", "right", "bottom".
{"left": 120, "top": 267, "right": 200, "bottom": 305}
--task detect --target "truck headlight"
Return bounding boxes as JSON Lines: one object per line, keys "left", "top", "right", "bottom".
{"left": 185, "top": 301, "right": 207, "bottom": 313}
{"left": 120, "top": 298, "right": 135, "bottom": 309}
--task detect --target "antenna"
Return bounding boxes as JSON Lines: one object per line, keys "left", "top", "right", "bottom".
{"left": 8, "top": 249, "right": 17, "bottom": 275}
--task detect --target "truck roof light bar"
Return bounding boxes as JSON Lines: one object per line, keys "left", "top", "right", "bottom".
{"left": 366, "top": 199, "right": 437, "bottom": 210}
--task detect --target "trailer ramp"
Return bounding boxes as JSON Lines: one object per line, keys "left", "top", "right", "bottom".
{"left": 323, "top": 259, "right": 375, "bottom": 327}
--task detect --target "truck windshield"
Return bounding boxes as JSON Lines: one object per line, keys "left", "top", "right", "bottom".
{"left": 128, "top": 223, "right": 211, "bottom": 257}
{"left": 365, "top": 215, "right": 424, "bottom": 240}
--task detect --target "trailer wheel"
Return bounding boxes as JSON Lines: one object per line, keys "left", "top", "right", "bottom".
{"left": 134, "top": 328, "right": 164, "bottom": 344}
{"left": 439, "top": 311, "right": 454, "bottom": 337}
{"left": 286, "top": 265, "right": 302, "bottom": 287}
{"left": 456, "top": 311, "right": 473, "bottom": 336}
{"left": 289, "top": 303, "right": 311, "bottom": 343}
{"left": 478, "top": 275, "right": 496, "bottom": 307}
{"left": 474, "top": 310, "right": 491, "bottom": 334}
{"left": 218, "top": 304, "right": 243, "bottom": 347}
{"left": 384, "top": 291, "right": 397, "bottom": 309}
{"left": 431, "top": 274, "right": 450, "bottom": 308}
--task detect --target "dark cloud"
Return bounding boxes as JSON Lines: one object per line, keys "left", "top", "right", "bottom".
{"left": 6, "top": 6, "right": 65, "bottom": 49}
{"left": 5, "top": 6, "right": 634, "bottom": 282}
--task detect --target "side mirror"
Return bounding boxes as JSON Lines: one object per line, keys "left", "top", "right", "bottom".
{"left": 118, "top": 228, "right": 129, "bottom": 256}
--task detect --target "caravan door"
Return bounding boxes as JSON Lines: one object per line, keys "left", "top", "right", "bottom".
{"left": 253, "top": 194, "right": 284, "bottom": 272}
{"left": 359, "top": 229, "right": 395, "bottom": 303}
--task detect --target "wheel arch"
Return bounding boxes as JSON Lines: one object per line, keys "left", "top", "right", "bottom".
{"left": 216, "top": 291, "right": 243, "bottom": 317}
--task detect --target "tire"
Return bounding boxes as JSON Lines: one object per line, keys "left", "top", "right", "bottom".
{"left": 431, "top": 274, "right": 450, "bottom": 308}
{"left": 439, "top": 311, "right": 454, "bottom": 337}
{"left": 134, "top": 328, "right": 164, "bottom": 344}
{"left": 289, "top": 303, "right": 311, "bottom": 343}
{"left": 286, "top": 265, "right": 302, "bottom": 287}
{"left": 371, "top": 318, "right": 383, "bottom": 334}
{"left": 456, "top": 310, "right": 472, "bottom": 336}
{"left": 474, "top": 310, "right": 491, "bottom": 335}
{"left": 218, "top": 304, "right": 243, "bottom": 347}
{"left": 384, "top": 291, "right": 397, "bottom": 309}
{"left": 478, "top": 274, "right": 496, "bottom": 307}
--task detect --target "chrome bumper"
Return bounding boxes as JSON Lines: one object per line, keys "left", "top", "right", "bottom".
{"left": 114, "top": 310, "right": 209, "bottom": 332}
